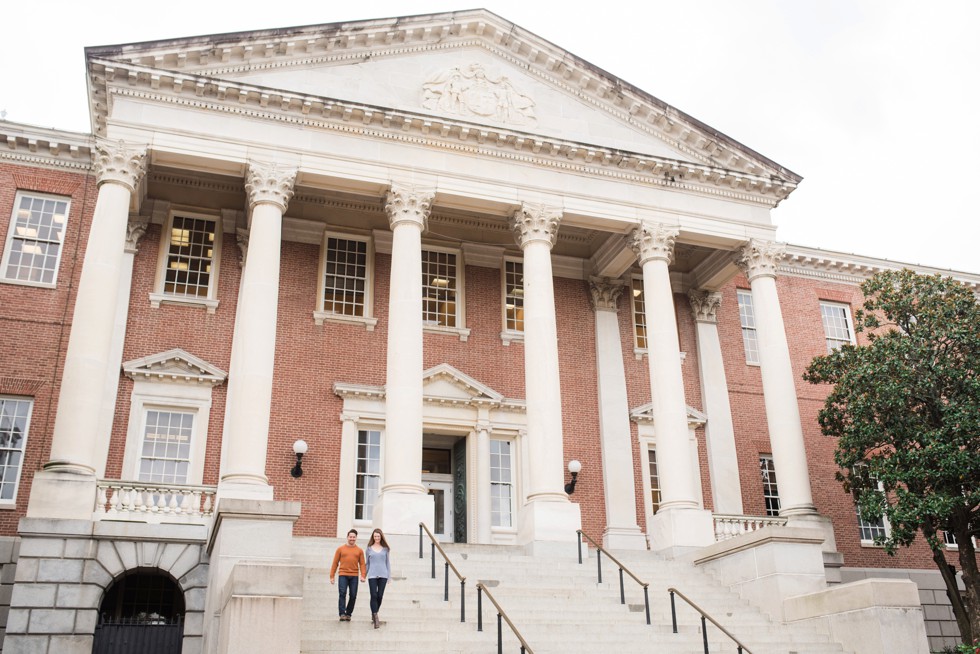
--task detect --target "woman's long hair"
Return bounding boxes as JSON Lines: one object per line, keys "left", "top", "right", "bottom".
{"left": 370, "top": 528, "right": 391, "bottom": 550}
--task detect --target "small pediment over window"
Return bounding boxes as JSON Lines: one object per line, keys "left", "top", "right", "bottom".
{"left": 630, "top": 402, "right": 706, "bottom": 427}
{"left": 123, "top": 349, "right": 227, "bottom": 386}
{"left": 422, "top": 363, "right": 504, "bottom": 404}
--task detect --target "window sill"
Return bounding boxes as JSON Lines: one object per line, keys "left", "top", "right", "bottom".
{"left": 499, "top": 331, "right": 524, "bottom": 346}
{"left": 424, "top": 324, "right": 471, "bottom": 342}
{"left": 0, "top": 502, "right": 16, "bottom": 511}
{"left": 0, "top": 277, "right": 57, "bottom": 290}
{"left": 859, "top": 541, "right": 887, "bottom": 548}
{"left": 313, "top": 311, "right": 378, "bottom": 331}
{"left": 149, "top": 293, "right": 219, "bottom": 314}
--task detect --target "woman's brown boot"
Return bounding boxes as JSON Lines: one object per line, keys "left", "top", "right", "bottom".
{"left": 372, "top": 613, "right": 379, "bottom": 629}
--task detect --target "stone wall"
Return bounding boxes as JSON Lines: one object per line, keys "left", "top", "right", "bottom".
{"left": 0, "top": 536, "right": 20, "bottom": 651}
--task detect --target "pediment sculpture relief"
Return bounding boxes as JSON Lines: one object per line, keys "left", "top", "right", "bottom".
{"left": 421, "top": 63, "right": 536, "bottom": 126}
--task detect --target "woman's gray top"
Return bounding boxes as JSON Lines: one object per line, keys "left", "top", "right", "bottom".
{"left": 366, "top": 546, "right": 390, "bottom": 579}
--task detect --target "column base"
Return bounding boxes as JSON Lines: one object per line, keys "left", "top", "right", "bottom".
{"left": 785, "top": 512, "right": 838, "bottom": 553}
{"left": 602, "top": 526, "right": 648, "bottom": 551}
{"left": 217, "top": 479, "right": 274, "bottom": 503}
{"left": 26, "top": 469, "right": 97, "bottom": 520}
{"left": 517, "top": 499, "right": 581, "bottom": 552}
{"left": 647, "top": 507, "right": 715, "bottom": 558}
{"left": 373, "top": 490, "right": 434, "bottom": 536}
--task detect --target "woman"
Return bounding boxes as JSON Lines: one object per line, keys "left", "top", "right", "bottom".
{"left": 365, "top": 528, "right": 391, "bottom": 629}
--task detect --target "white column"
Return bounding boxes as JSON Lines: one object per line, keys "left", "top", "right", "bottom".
{"left": 372, "top": 184, "right": 434, "bottom": 535}
{"left": 688, "top": 290, "right": 744, "bottom": 515}
{"left": 735, "top": 240, "right": 817, "bottom": 517}
{"left": 475, "top": 421, "right": 493, "bottom": 544}
{"left": 219, "top": 162, "right": 296, "bottom": 501}
{"left": 336, "top": 413, "right": 359, "bottom": 536}
{"left": 511, "top": 204, "right": 581, "bottom": 547}
{"left": 27, "top": 141, "right": 146, "bottom": 519}
{"left": 589, "top": 278, "right": 646, "bottom": 550}
{"left": 629, "top": 221, "right": 713, "bottom": 553}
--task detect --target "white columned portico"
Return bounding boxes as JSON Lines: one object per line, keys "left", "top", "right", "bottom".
{"left": 218, "top": 162, "right": 296, "bottom": 501}
{"left": 510, "top": 204, "right": 581, "bottom": 547}
{"left": 589, "top": 278, "right": 646, "bottom": 550}
{"left": 735, "top": 240, "right": 817, "bottom": 518}
{"left": 373, "top": 184, "right": 434, "bottom": 535}
{"left": 629, "top": 221, "right": 713, "bottom": 553}
{"left": 688, "top": 290, "right": 743, "bottom": 515}
{"left": 28, "top": 141, "right": 146, "bottom": 519}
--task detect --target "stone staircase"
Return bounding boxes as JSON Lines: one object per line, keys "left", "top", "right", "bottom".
{"left": 293, "top": 536, "right": 851, "bottom": 654}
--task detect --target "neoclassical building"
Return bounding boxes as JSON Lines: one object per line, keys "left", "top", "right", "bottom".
{"left": 0, "top": 9, "right": 973, "bottom": 654}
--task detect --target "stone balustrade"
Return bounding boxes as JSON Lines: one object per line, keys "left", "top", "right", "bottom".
{"left": 95, "top": 480, "right": 216, "bottom": 523}
{"left": 713, "top": 513, "right": 787, "bottom": 541}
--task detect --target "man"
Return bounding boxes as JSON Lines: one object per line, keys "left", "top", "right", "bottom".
{"left": 330, "top": 529, "right": 366, "bottom": 621}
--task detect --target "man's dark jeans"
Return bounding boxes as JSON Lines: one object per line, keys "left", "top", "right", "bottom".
{"left": 338, "top": 575, "right": 359, "bottom": 616}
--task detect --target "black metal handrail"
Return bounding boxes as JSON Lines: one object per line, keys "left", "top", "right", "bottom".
{"left": 576, "top": 529, "right": 651, "bottom": 624}
{"left": 418, "top": 522, "right": 466, "bottom": 622}
{"left": 668, "top": 587, "right": 753, "bottom": 654}
{"left": 476, "top": 582, "right": 535, "bottom": 654}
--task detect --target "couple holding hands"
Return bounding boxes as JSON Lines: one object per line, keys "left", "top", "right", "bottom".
{"left": 329, "top": 528, "right": 391, "bottom": 629}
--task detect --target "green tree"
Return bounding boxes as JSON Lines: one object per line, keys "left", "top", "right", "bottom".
{"left": 803, "top": 269, "right": 979, "bottom": 644}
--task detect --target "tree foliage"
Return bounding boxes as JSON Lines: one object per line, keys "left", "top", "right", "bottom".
{"left": 803, "top": 269, "right": 980, "bottom": 644}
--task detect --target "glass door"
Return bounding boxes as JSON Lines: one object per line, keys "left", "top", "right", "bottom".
{"left": 423, "top": 479, "right": 454, "bottom": 542}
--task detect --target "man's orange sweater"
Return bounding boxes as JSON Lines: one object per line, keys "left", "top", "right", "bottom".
{"left": 330, "top": 545, "right": 366, "bottom": 579}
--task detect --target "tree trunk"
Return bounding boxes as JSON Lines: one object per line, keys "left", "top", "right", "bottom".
{"left": 953, "top": 524, "right": 980, "bottom": 646}
{"left": 932, "top": 545, "right": 973, "bottom": 644}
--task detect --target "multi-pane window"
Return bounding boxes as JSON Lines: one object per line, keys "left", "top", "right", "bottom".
{"left": 163, "top": 215, "right": 216, "bottom": 298}
{"left": 855, "top": 476, "right": 889, "bottom": 542}
{"left": 2, "top": 192, "right": 69, "bottom": 285}
{"left": 632, "top": 277, "right": 647, "bottom": 349}
{"left": 737, "top": 290, "right": 760, "bottom": 364}
{"left": 355, "top": 430, "right": 381, "bottom": 520}
{"left": 422, "top": 249, "right": 458, "bottom": 327}
{"left": 503, "top": 259, "right": 524, "bottom": 332}
{"left": 323, "top": 237, "right": 368, "bottom": 317}
{"left": 138, "top": 410, "right": 193, "bottom": 485}
{"left": 0, "top": 397, "right": 32, "bottom": 502}
{"left": 760, "top": 455, "right": 781, "bottom": 517}
{"left": 490, "top": 440, "right": 513, "bottom": 527}
{"left": 820, "top": 302, "right": 855, "bottom": 352}
{"left": 648, "top": 448, "right": 661, "bottom": 514}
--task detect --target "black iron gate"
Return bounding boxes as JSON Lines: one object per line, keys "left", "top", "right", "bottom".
{"left": 92, "top": 616, "right": 183, "bottom": 654}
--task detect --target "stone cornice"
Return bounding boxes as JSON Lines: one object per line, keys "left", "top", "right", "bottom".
{"left": 782, "top": 245, "right": 980, "bottom": 292}
{"left": 85, "top": 10, "right": 798, "bottom": 187}
{"left": 0, "top": 122, "right": 94, "bottom": 171}
{"left": 87, "top": 60, "right": 795, "bottom": 206}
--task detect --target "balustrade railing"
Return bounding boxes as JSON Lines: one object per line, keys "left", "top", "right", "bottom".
{"left": 712, "top": 514, "right": 786, "bottom": 541}
{"left": 95, "top": 481, "right": 216, "bottom": 524}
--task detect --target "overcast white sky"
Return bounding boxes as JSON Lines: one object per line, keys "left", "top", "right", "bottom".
{"left": 2, "top": 1, "right": 978, "bottom": 273}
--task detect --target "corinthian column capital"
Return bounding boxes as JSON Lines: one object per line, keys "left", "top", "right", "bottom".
{"left": 95, "top": 140, "right": 147, "bottom": 192}
{"left": 735, "top": 238, "right": 786, "bottom": 281}
{"left": 629, "top": 221, "right": 678, "bottom": 265}
{"left": 245, "top": 161, "right": 297, "bottom": 213}
{"left": 124, "top": 218, "right": 149, "bottom": 254}
{"left": 588, "top": 277, "right": 627, "bottom": 312}
{"left": 384, "top": 184, "right": 433, "bottom": 230}
{"left": 688, "top": 289, "right": 722, "bottom": 323}
{"left": 510, "top": 203, "right": 561, "bottom": 249}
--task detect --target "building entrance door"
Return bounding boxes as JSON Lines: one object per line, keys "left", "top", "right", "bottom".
{"left": 423, "top": 478, "right": 454, "bottom": 542}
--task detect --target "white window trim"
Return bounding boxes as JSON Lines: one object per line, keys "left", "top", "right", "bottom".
{"left": 313, "top": 230, "right": 378, "bottom": 331}
{"left": 422, "top": 244, "right": 470, "bottom": 342}
{"left": 149, "top": 210, "right": 222, "bottom": 313}
{"left": 820, "top": 301, "right": 857, "bottom": 352}
{"left": 352, "top": 427, "right": 384, "bottom": 527}
{"left": 0, "top": 191, "right": 71, "bottom": 289}
{"left": 856, "top": 478, "right": 891, "bottom": 546}
{"left": 500, "top": 257, "right": 525, "bottom": 345}
{"left": 0, "top": 396, "right": 33, "bottom": 506}
{"left": 630, "top": 275, "right": 648, "bottom": 359}
{"left": 737, "top": 289, "right": 761, "bottom": 366}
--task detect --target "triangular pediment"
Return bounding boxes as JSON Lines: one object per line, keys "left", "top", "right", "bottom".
{"left": 85, "top": 10, "right": 799, "bottom": 192}
{"left": 421, "top": 364, "right": 504, "bottom": 403}
{"left": 123, "top": 349, "right": 227, "bottom": 386}
{"left": 631, "top": 402, "right": 707, "bottom": 426}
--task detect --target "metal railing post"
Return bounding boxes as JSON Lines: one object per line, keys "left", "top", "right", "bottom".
{"left": 460, "top": 579, "right": 465, "bottom": 622}
{"left": 419, "top": 524, "right": 423, "bottom": 559}
{"left": 444, "top": 562, "right": 449, "bottom": 601}
{"left": 577, "top": 530, "right": 582, "bottom": 564}
{"left": 643, "top": 585, "right": 650, "bottom": 625}
{"left": 497, "top": 613, "right": 503, "bottom": 654}
{"left": 701, "top": 615, "right": 709, "bottom": 653}
{"left": 477, "top": 586, "right": 483, "bottom": 632}
{"left": 596, "top": 549, "right": 602, "bottom": 584}
{"left": 618, "top": 568, "right": 625, "bottom": 604}
{"left": 670, "top": 590, "right": 678, "bottom": 633}
{"left": 430, "top": 542, "right": 436, "bottom": 579}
